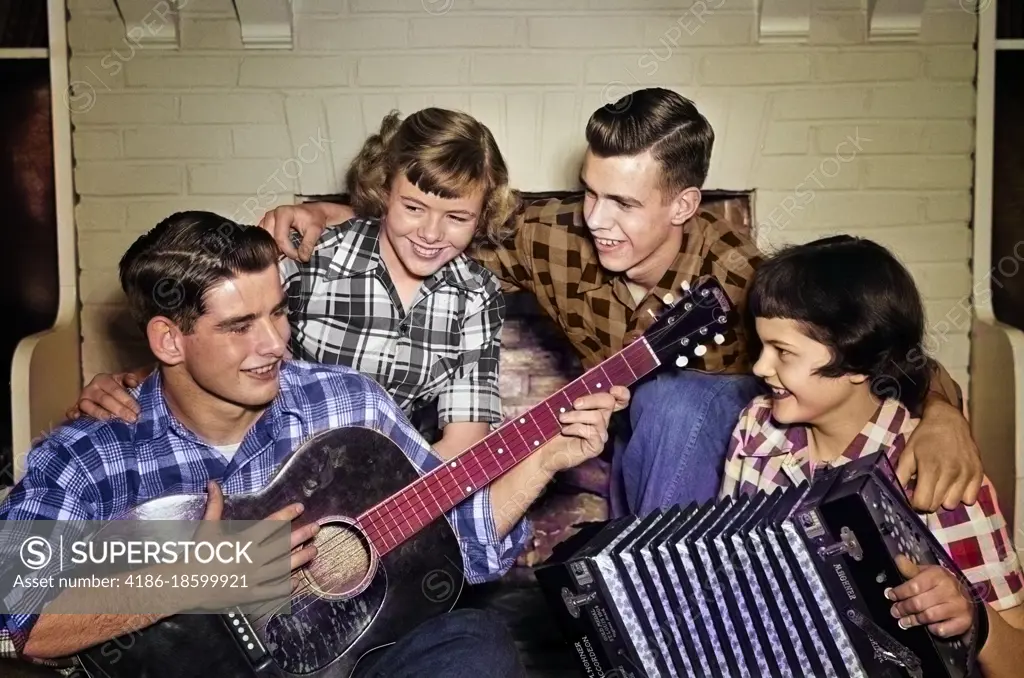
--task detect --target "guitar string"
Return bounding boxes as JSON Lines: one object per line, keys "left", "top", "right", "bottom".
{"left": 247, "top": 306, "right": 724, "bottom": 624}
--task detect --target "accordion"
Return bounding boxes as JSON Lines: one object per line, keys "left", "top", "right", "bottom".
{"left": 535, "top": 452, "right": 984, "bottom": 678}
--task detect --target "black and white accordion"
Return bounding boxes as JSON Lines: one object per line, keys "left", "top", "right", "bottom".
{"left": 536, "top": 452, "right": 984, "bottom": 678}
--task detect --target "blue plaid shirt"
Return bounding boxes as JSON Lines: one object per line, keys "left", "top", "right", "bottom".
{"left": 0, "top": 360, "right": 528, "bottom": 658}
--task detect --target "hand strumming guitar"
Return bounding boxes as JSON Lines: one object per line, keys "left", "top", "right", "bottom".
{"left": 193, "top": 481, "right": 320, "bottom": 611}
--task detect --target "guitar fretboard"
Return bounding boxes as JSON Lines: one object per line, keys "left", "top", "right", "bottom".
{"left": 357, "top": 339, "right": 661, "bottom": 555}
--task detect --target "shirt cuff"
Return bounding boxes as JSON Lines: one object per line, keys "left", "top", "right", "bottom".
{"left": 458, "top": 486, "right": 530, "bottom": 585}
{"left": 437, "top": 387, "right": 503, "bottom": 428}
{"left": 0, "top": 613, "right": 37, "bottom": 659}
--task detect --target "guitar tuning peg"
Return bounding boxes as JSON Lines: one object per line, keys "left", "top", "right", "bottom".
{"left": 647, "top": 308, "right": 657, "bottom": 319}
{"left": 676, "top": 355, "right": 688, "bottom": 367}
{"left": 680, "top": 280, "right": 690, "bottom": 293}
{"left": 694, "top": 344, "right": 707, "bottom": 357}
{"left": 714, "top": 333, "right": 724, "bottom": 345}
{"left": 663, "top": 292, "right": 674, "bottom": 305}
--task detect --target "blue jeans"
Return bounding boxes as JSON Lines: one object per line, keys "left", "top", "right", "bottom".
{"left": 610, "top": 370, "right": 763, "bottom": 518}
{"left": 352, "top": 609, "right": 525, "bottom": 678}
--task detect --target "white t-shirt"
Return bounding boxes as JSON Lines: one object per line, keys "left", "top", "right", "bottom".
{"left": 213, "top": 442, "right": 242, "bottom": 460}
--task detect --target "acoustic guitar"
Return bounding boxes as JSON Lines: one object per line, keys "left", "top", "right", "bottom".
{"left": 72, "top": 276, "right": 734, "bottom": 677}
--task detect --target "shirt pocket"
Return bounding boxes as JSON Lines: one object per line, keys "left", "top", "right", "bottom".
{"left": 558, "top": 320, "right": 605, "bottom": 366}
{"left": 423, "top": 353, "right": 465, "bottom": 395}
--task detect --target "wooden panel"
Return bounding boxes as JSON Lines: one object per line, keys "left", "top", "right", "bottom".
{"left": 0, "top": 0, "right": 48, "bottom": 48}
{"left": 998, "top": 0, "right": 1024, "bottom": 40}
{"left": 0, "top": 59, "right": 59, "bottom": 482}
{"left": 991, "top": 50, "right": 1024, "bottom": 333}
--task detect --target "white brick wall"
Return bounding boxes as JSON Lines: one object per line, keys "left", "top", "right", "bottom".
{"left": 67, "top": 0, "right": 977, "bottom": 391}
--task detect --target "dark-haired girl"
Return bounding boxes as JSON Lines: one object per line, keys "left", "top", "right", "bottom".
{"left": 721, "top": 235, "right": 1024, "bottom": 677}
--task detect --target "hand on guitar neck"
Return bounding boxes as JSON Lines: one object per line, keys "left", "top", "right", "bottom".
{"left": 546, "top": 387, "right": 631, "bottom": 471}
{"left": 21, "top": 482, "right": 320, "bottom": 661}
{"left": 488, "top": 387, "right": 630, "bottom": 536}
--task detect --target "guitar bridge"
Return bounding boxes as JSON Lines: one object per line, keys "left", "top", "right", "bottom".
{"left": 222, "top": 609, "right": 273, "bottom": 672}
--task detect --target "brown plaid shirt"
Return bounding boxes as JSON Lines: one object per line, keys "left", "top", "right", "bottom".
{"left": 471, "top": 193, "right": 763, "bottom": 373}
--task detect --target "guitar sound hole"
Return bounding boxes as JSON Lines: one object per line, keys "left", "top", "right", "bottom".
{"left": 301, "top": 520, "right": 373, "bottom": 600}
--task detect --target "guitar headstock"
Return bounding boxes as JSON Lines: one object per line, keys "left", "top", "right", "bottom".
{"left": 640, "top": 277, "right": 733, "bottom": 368}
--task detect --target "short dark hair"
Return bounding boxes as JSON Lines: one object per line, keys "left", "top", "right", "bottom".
{"left": 119, "top": 211, "right": 280, "bottom": 334}
{"left": 747, "top": 235, "right": 930, "bottom": 415}
{"left": 585, "top": 87, "right": 714, "bottom": 196}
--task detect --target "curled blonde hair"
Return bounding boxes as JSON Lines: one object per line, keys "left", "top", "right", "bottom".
{"left": 345, "top": 108, "right": 520, "bottom": 245}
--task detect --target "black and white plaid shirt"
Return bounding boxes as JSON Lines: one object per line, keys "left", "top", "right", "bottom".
{"left": 280, "top": 217, "right": 505, "bottom": 434}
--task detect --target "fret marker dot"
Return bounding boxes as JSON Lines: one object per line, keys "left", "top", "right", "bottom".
{"left": 596, "top": 382, "right": 602, "bottom": 388}
{"left": 497, "top": 447, "right": 504, "bottom": 454}
{"left": 450, "top": 461, "right": 457, "bottom": 467}
{"left": 465, "top": 486, "right": 472, "bottom": 492}
{"left": 519, "top": 417, "right": 525, "bottom": 424}
{"left": 534, "top": 441, "right": 539, "bottom": 446}
{"left": 559, "top": 407, "right": 566, "bottom": 413}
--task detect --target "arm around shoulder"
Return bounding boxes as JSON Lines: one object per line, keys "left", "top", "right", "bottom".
{"left": 468, "top": 212, "right": 536, "bottom": 294}
{"left": 900, "top": 360, "right": 982, "bottom": 511}
{"left": 259, "top": 202, "right": 356, "bottom": 262}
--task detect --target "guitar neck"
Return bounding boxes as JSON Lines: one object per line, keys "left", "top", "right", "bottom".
{"left": 358, "top": 339, "right": 662, "bottom": 556}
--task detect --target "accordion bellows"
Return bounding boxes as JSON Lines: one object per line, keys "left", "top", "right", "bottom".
{"left": 536, "top": 452, "right": 983, "bottom": 678}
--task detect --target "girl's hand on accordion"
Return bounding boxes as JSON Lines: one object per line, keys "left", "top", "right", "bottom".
{"left": 886, "top": 554, "right": 974, "bottom": 638}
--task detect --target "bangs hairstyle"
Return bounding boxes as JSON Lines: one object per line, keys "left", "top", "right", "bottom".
{"left": 345, "top": 107, "right": 520, "bottom": 245}
{"left": 119, "top": 211, "right": 280, "bottom": 334}
{"left": 585, "top": 87, "right": 714, "bottom": 199}
{"left": 747, "top": 235, "right": 931, "bottom": 415}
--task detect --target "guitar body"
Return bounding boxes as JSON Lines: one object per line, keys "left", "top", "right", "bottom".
{"left": 76, "top": 426, "right": 464, "bottom": 678}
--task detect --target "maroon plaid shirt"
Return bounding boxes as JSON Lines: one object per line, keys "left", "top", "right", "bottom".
{"left": 721, "top": 395, "right": 1024, "bottom": 611}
